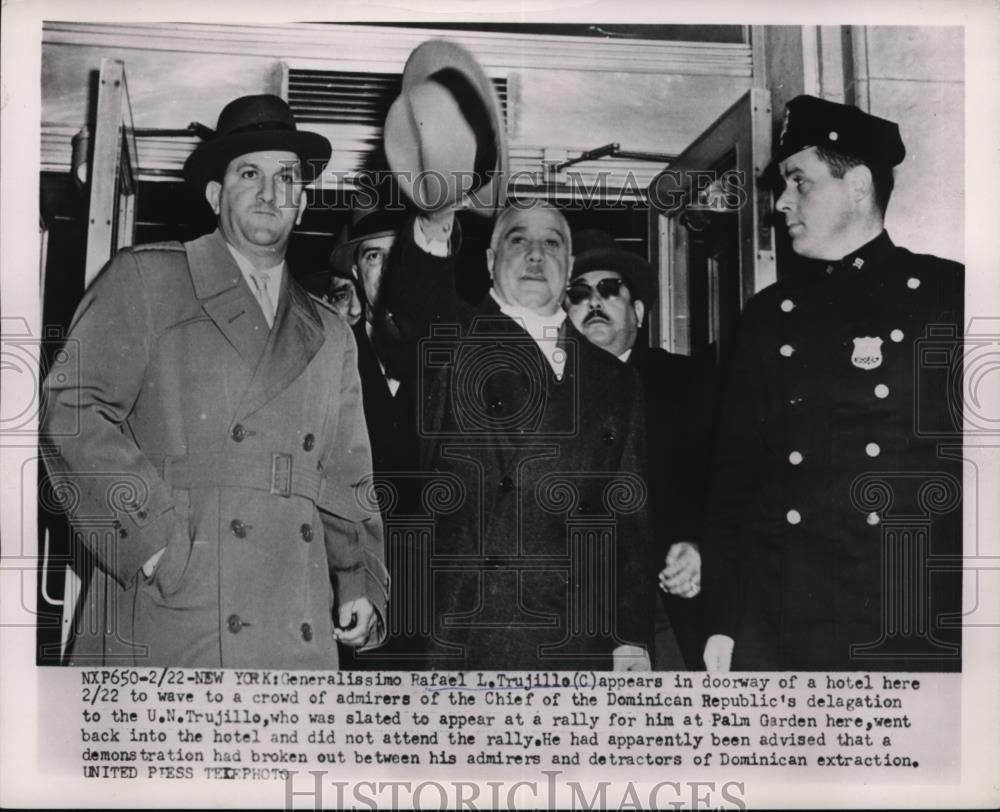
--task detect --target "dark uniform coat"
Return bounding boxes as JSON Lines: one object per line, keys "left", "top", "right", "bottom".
{"left": 702, "top": 232, "right": 963, "bottom": 671}
{"left": 42, "top": 229, "right": 388, "bottom": 669}
{"left": 386, "top": 224, "right": 655, "bottom": 670}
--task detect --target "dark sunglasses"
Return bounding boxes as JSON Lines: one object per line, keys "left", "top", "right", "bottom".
{"left": 566, "top": 277, "right": 627, "bottom": 305}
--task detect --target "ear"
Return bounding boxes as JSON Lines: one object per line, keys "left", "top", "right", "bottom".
{"left": 845, "top": 163, "right": 874, "bottom": 205}
{"left": 485, "top": 247, "right": 496, "bottom": 279}
{"left": 633, "top": 299, "right": 646, "bottom": 329}
{"left": 205, "top": 180, "right": 222, "bottom": 215}
{"left": 295, "top": 191, "right": 308, "bottom": 226}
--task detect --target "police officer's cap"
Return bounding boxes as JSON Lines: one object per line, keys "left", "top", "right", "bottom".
{"left": 776, "top": 95, "right": 906, "bottom": 169}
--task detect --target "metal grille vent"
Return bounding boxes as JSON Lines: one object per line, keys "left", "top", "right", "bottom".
{"left": 287, "top": 68, "right": 508, "bottom": 129}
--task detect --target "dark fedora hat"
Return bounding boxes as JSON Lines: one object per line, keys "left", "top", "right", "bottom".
{"left": 570, "top": 229, "right": 655, "bottom": 305}
{"left": 184, "top": 94, "right": 332, "bottom": 192}
{"left": 328, "top": 209, "right": 404, "bottom": 278}
{"left": 384, "top": 40, "right": 507, "bottom": 216}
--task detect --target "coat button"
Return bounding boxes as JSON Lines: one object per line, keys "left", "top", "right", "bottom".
{"left": 788, "top": 451, "right": 803, "bottom": 465}
{"left": 890, "top": 329, "right": 904, "bottom": 343}
{"left": 867, "top": 511, "right": 881, "bottom": 526}
{"left": 231, "top": 424, "right": 247, "bottom": 442}
{"left": 230, "top": 519, "right": 247, "bottom": 539}
{"left": 227, "top": 614, "right": 244, "bottom": 634}
{"left": 865, "top": 442, "right": 881, "bottom": 457}
{"left": 137, "top": 509, "right": 147, "bottom": 521}
{"left": 874, "top": 384, "right": 890, "bottom": 399}
{"left": 300, "top": 523, "right": 314, "bottom": 542}
{"left": 301, "top": 622, "right": 313, "bottom": 642}
{"left": 779, "top": 344, "right": 795, "bottom": 357}
{"left": 786, "top": 509, "right": 802, "bottom": 525}
{"left": 906, "top": 277, "right": 921, "bottom": 290}
{"left": 603, "top": 428, "right": 616, "bottom": 445}
{"left": 780, "top": 298, "right": 795, "bottom": 312}
{"left": 303, "top": 433, "right": 315, "bottom": 451}
{"left": 118, "top": 526, "right": 129, "bottom": 538}
{"left": 499, "top": 476, "right": 514, "bottom": 492}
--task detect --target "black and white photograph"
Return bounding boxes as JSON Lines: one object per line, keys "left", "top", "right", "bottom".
{"left": 2, "top": 0, "right": 998, "bottom": 808}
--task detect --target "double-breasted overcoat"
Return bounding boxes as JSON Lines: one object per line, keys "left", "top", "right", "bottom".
{"left": 701, "top": 232, "right": 963, "bottom": 670}
{"left": 42, "top": 229, "right": 388, "bottom": 668}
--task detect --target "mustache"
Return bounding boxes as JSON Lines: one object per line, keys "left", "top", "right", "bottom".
{"left": 583, "top": 310, "right": 609, "bottom": 325}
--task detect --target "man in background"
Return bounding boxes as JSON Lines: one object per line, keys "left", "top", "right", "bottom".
{"left": 565, "top": 230, "right": 709, "bottom": 669}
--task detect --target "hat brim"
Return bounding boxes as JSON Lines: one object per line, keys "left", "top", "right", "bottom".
{"left": 385, "top": 40, "right": 507, "bottom": 215}
{"left": 328, "top": 227, "right": 398, "bottom": 277}
{"left": 184, "top": 129, "right": 332, "bottom": 192}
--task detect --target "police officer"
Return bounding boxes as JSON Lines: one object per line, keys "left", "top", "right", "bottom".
{"left": 701, "top": 95, "right": 964, "bottom": 672}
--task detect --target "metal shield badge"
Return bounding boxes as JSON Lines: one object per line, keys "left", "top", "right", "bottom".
{"left": 851, "top": 336, "right": 884, "bottom": 370}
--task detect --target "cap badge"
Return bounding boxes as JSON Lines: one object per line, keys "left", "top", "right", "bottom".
{"left": 851, "top": 336, "right": 883, "bottom": 370}
{"left": 852, "top": 257, "right": 865, "bottom": 269}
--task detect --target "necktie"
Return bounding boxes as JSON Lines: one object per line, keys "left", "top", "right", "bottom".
{"left": 250, "top": 271, "right": 275, "bottom": 328}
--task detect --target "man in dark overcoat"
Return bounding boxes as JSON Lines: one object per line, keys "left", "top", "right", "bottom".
{"left": 42, "top": 94, "right": 388, "bottom": 668}
{"left": 564, "top": 230, "right": 711, "bottom": 669}
{"left": 380, "top": 40, "right": 655, "bottom": 671}
{"left": 701, "top": 96, "right": 963, "bottom": 671}
{"left": 386, "top": 202, "right": 654, "bottom": 671}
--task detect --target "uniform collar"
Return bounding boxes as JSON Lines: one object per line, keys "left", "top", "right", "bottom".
{"left": 824, "top": 230, "right": 895, "bottom": 276}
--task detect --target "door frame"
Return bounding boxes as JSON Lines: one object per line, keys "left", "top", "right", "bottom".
{"left": 647, "top": 88, "right": 775, "bottom": 354}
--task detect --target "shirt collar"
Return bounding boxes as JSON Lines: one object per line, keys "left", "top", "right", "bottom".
{"left": 224, "top": 240, "right": 285, "bottom": 286}
{"left": 488, "top": 289, "right": 567, "bottom": 378}
{"left": 488, "top": 288, "right": 566, "bottom": 337}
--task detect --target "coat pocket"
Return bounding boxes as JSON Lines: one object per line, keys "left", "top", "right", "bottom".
{"left": 152, "top": 490, "right": 195, "bottom": 597}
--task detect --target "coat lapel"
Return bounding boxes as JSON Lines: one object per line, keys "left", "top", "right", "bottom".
{"left": 186, "top": 230, "right": 270, "bottom": 366}
{"left": 239, "top": 272, "right": 326, "bottom": 417}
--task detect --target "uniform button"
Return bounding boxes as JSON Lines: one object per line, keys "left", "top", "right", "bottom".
{"left": 137, "top": 509, "right": 148, "bottom": 521}
{"left": 779, "top": 344, "right": 795, "bottom": 357}
{"left": 788, "top": 451, "right": 803, "bottom": 465}
{"left": 874, "top": 384, "right": 890, "bottom": 399}
{"left": 890, "top": 329, "right": 904, "bottom": 343}
{"left": 302, "top": 433, "right": 315, "bottom": 452}
{"left": 301, "top": 622, "right": 313, "bottom": 642}
{"left": 603, "top": 428, "right": 616, "bottom": 445}
{"left": 865, "top": 442, "right": 881, "bottom": 457}
{"left": 300, "top": 523, "right": 314, "bottom": 542}
{"left": 227, "top": 614, "right": 244, "bottom": 634}
{"left": 118, "top": 526, "right": 129, "bottom": 538}
{"left": 780, "top": 299, "right": 795, "bottom": 312}
{"left": 499, "top": 476, "right": 514, "bottom": 492}
{"left": 230, "top": 519, "right": 247, "bottom": 539}
{"left": 231, "top": 424, "right": 247, "bottom": 442}
{"left": 906, "top": 277, "right": 921, "bottom": 290}
{"left": 786, "top": 509, "right": 802, "bottom": 525}
{"left": 489, "top": 399, "right": 504, "bottom": 414}
{"left": 867, "top": 512, "right": 881, "bottom": 526}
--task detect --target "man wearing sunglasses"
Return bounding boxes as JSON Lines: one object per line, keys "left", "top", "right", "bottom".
{"left": 565, "top": 230, "right": 711, "bottom": 670}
